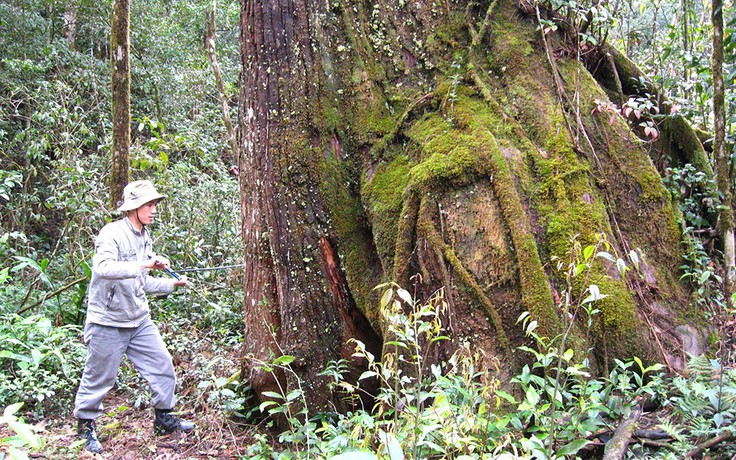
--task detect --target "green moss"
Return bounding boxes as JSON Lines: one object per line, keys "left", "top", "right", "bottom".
{"left": 572, "top": 273, "right": 653, "bottom": 362}
{"left": 489, "top": 10, "right": 534, "bottom": 71}
{"left": 404, "top": 97, "right": 498, "bottom": 191}
{"left": 535, "top": 129, "right": 610, "bottom": 259}
{"left": 425, "top": 11, "right": 468, "bottom": 64}
{"left": 320, "top": 157, "right": 382, "bottom": 327}
{"left": 320, "top": 103, "right": 343, "bottom": 133}
{"left": 402, "top": 95, "right": 562, "bottom": 339}
{"left": 660, "top": 115, "right": 713, "bottom": 176}
{"left": 353, "top": 87, "right": 397, "bottom": 146}
{"left": 555, "top": 60, "right": 684, "bottom": 290}
{"left": 362, "top": 153, "right": 412, "bottom": 272}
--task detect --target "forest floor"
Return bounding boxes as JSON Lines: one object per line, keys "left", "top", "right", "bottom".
{"left": 5, "top": 310, "right": 736, "bottom": 459}
{"left": 1, "top": 315, "right": 269, "bottom": 460}
{"left": 15, "top": 390, "right": 263, "bottom": 460}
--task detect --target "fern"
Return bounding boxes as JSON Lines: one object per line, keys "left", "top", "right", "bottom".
{"left": 687, "top": 354, "right": 716, "bottom": 382}
{"left": 658, "top": 418, "right": 685, "bottom": 442}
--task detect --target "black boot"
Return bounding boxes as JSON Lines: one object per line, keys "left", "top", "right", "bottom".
{"left": 77, "top": 418, "right": 103, "bottom": 453}
{"left": 154, "top": 408, "right": 196, "bottom": 435}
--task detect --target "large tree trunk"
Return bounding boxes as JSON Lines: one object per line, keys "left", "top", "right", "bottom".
{"left": 238, "top": 0, "right": 383, "bottom": 411}
{"left": 238, "top": 0, "right": 703, "bottom": 410}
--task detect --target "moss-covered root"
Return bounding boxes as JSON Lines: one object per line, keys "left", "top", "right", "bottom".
{"left": 482, "top": 120, "right": 563, "bottom": 341}
{"left": 392, "top": 189, "right": 421, "bottom": 287}
{"left": 416, "top": 198, "right": 511, "bottom": 349}
{"left": 602, "top": 399, "right": 645, "bottom": 460}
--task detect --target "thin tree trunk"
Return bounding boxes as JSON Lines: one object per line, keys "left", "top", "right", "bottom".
{"left": 110, "top": 0, "right": 131, "bottom": 208}
{"left": 680, "top": 0, "right": 691, "bottom": 97}
{"left": 205, "top": 0, "right": 238, "bottom": 164}
{"left": 712, "top": 0, "right": 734, "bottom": 302}
{"left": 63, "top": 5, "right": 77, "bottom": 50}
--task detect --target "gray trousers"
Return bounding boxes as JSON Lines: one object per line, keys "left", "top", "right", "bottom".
{"left": 73, "top": 317, "right": 177, "bottom": 420}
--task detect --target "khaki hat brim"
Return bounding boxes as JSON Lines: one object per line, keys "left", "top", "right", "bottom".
{"left": 117, "top": 192, "right": 166, "bottom": 212}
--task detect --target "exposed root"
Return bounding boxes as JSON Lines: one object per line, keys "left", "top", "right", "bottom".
{"left": 417, "top": 199, "right": 510, "bottom": 349}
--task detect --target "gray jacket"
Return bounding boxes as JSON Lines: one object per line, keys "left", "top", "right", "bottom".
{"left": 86, "top": 217, "right": 174, "bottom": 327}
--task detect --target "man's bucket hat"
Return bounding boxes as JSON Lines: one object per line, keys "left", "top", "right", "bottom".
{"left": 117, "top": 180, "right": 166, "bottom": 212}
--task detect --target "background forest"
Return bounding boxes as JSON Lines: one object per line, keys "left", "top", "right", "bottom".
{"left": 0, "top": 0, "right": 735, "bottom": 459}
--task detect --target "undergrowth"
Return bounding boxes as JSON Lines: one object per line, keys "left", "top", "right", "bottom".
{"left": 243, "top": 241, "right": 736, "bottom": 460}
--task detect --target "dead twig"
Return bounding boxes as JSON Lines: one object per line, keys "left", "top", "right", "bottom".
{"left": 16, "top": 276, "right": 87, "bottom": 315}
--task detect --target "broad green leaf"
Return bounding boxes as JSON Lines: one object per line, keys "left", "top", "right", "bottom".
{"left": 30, "top": 349, "right": 43, "bottom": 367}
{"left": 258, "top": 400, "right": 278, "bottom": 412}
{"left": 378, "top": 430, "right": 404, "bottom": 460}
{"left": 495, "top": 390, "right": 517, "bottom": 404}
{"left": 582, "top": 284, "right": 608, "bottom": 304}
{"left": 286, "top": 389, "right": 302, "bottom": 402}
{"left": 0, "top": 267, "right": 10, "bottom": 284}
{"left": 616, "top": 258, "right": 628, "bottom": 276}
{"left": 380, "top": 288, "right": 394, "bottom": 308}
{"left": 629, "top": 250, "right": 640, "bottom": 268}
{"left": 0, "top": 351, "right": 32, "bottom": 362}
{"left": 583, "top": 244, "right": 595, "bottom": 261}
{"left": 7, "top": 420, "right": 40, "bottom": 449}
{"left": 557, "top": 439, "right": 592, "bottom": 455}
{"left": 596, "top": 251, "right": 616, "bottom": 263}
{"left": 8, "top": 445, "right": 31, "bottom": 460}
{"left": 3, "top": 402, "right": 24, "bottom": 417}
{"left": 272, "top": 355, "right": 295, "bottom": 366}
{"left": 396, "top": 288, "right": 412, "bottom": 305}
{"left": 328, "top": 452, "right": 377, "bottom": 460}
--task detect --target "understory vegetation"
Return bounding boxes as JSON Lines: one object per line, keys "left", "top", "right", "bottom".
{"left": 1, "top": 0, "right": 735, "bottom": 459}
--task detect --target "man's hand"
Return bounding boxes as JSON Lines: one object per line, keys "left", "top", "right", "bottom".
{"left": 143, "top": 256, "right": 171, "bottom": 270}
{"left": 173, "top": 275, "right": 188, "bottom": 287}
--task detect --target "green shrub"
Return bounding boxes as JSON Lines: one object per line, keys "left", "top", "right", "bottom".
{"left": 0, "top": 314, "right": 85, "bottom": 418}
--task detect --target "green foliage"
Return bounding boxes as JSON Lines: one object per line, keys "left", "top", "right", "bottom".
{"left": 608, "top": 0, "right": 735, "bottom": 141}
{"left": 240, "top": 279, "right": 667, "bottom": 459}
{"left": 668, "top": 355, "right": 736, "bottom": 435}
{"left": 239, "top": 244, "right": 735, "bottom": 459}
{"left": 0, "top": 0, "right": 243, "bottom": 423}
{"left": 0, "top": 314, "right": 85, "bottom": 417}
{"left": 664, "top": 164, "right": 720, "bottom": 230}
{"left": 663, "top": 164, "right": 726, "bottom": 313}
{"left": 1, "top": 403, "right": 42, "bottom": 460}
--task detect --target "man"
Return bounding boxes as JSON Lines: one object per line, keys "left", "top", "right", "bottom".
{"left": 74, "top": 180, "right": 195, "bottom": 454}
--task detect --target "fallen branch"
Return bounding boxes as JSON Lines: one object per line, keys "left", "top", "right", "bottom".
{"left": 16, "top": 276, "right": 87, "bottom": 315}
{"left": 638, "top": 439, "right": 676, "bottom": 451}
{"left": 634, "top": 429, "right": 672, "bottom": 440}
{"left": 602, "top": 399, "right": 645, "bottom": 460}
{"left": 684, "top": 430, "right": 733, "bottom": 459}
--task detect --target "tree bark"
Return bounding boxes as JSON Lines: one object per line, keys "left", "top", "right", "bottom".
{"left": 63, "top": 5, "right": 78, "bottom": 50}
{"left": 711, "top": 0, "right": 734, "bottom": 303}
{"left": 238, "top": 0, "right": 383, "bottom": 412}
{"left": 110, "top": 0, "right": 131, "bottom": 208}
{"left": 238, "top": 0, "right": 703, "bottom": 409}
